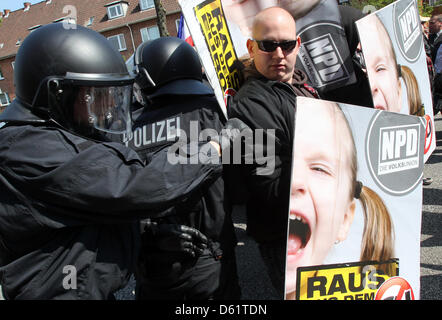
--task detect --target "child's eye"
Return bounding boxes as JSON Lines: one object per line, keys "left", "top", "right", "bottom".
{"left": 375, "top": 64, "right": 387, "bottom": 72}
{"left": 311, "top": 165, "right": 331, "bottom": 176}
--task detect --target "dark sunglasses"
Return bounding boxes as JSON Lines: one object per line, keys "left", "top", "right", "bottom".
{"left": 253, "top": 39, "right": 298, "bottom": 52}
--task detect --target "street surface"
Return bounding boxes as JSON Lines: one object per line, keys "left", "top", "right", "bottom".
{"left": 420, "top": 113, "right": 442, "bottom": 300}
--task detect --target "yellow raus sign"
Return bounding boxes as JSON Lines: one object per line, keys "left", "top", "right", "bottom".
{"left": 295, "top": 260, "right": 399, "bottom": 300}
{"left": 194, "top": 0, "right": 241, "bottom": 99}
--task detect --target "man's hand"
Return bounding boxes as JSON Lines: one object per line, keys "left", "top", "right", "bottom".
{"left": 212, "top": 118, "right": 252, "bottom": 157}
{"left": 143, "top": 221, "right": 209, "bottom": 257}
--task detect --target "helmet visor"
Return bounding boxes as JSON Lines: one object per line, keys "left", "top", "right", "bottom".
{"left": 73, "top": 85, "right": 133, "bottom": 140}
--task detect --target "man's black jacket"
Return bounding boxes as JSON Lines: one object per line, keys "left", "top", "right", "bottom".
{"left": 227, "top": 74, "right": 302, "bottom": 244}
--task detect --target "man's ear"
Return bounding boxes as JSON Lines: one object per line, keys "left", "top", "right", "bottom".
{"left": 246, "top": 39, "right": 255, "bottom": 58}
{"left": 294, "top": 36, "right": 301, "bottom": 56}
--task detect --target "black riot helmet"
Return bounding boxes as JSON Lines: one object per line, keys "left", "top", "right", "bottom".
{"left": 12, "top": 23, "right": 134, "bottom": 141}
{"left": 134, "top": 37, "right": 212, "bottom": 98}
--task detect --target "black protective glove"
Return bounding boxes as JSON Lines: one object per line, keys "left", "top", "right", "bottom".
{"left": 143, "top": 221, "right": 209, "bottom": 258}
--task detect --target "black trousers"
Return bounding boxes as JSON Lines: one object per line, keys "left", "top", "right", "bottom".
{"left": 258, "top": 240, "right": 286, "bottom": 300}
{"left": 135, "top": 249, "right": 241, "bottom": 300}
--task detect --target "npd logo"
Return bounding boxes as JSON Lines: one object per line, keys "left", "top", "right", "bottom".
{"left": 377, "top": 124, "right": 419, "bottom": 176}
{"left": 298, "top": 29, "right": 351, "bottom": 89}
{"left": 393, "top": 0, "right": 422, "bottom": 62}
{"left": 366, "top": 111, "right": 424, "bottom": 196}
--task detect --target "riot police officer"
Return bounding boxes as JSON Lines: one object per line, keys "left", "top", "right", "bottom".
{"left": 130, "top": 37, "right": 241, "bottom": 300}
{"left": 0, "top": 24, "right": 243, "bottom": 299}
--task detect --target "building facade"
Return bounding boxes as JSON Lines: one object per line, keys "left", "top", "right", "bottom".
{"left": 0, "top": 0, "right": 182, "bottom": 112}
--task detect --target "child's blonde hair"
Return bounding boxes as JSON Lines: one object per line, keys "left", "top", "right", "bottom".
{"left": 334, "top": 102, "right": 395, "bottom": 275}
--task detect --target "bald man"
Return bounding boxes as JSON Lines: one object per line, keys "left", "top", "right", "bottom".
{"left": 244, "top": 6, "right": 310, "bottom": 88}
{"left": 227, "top": 7, "right": 317, "bottom": 298}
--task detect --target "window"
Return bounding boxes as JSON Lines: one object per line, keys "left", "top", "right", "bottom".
{"left": 107, "top": 3, "right": 123, "bottom": 19}
{"left": 429, "top": 0, "right": 442, "bottom": 5}
{"left": 86, "top": 16, "right": 95, "bottom": 26}
{"left": 0, "top": 91, "right": 10, "bottom": 106}
{"left": 11, "top": 61, "right": 15, "bottom": 70}
{"left": 140, "top": 0, "right": 154, "bottom": 11}
{"left": 0, "top": 68, "right": 3, "bottom": 80}
{"left": 28, "top": 25, "right": 42, "bottom": 33}
{"left": 140, "top": 26, "right": 160, "bottom": 42}
{"left": 175, "top": 19, "right": 180, "bottom": 33}
{"left": 53, "top": 17, "right": 76, "bottom": 26}
{"left": 108, "top": 34, "right": 127, "bottom": 51}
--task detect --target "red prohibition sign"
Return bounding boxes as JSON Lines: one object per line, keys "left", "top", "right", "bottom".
{"left": 224, "top": 88, "right": 237, "bottom": 106}
{"left": 424, "top": 115, "right": 433, "bottom": 154}
{"left": 375, "top": 277, "right": 415, "bottom": 300}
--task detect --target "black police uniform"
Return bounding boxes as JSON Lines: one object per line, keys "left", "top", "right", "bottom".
{"left": 129, "top": 93, "right": 241, "bottom": 300}
{"left": 0, "top": 101, "right": 222, "bottom": 300}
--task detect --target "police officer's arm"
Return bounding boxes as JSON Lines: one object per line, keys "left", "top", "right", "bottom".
{"left": 1, "top": 127, "right": 222, "bottom": 222}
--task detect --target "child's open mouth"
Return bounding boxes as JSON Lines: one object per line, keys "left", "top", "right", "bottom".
{"left": 287, "top": 214, "right": 311, "bottom": 258}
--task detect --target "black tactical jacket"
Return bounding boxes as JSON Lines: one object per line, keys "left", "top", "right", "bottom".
{"left": 0, "top": 100, "right": 221, "bottom": 299}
